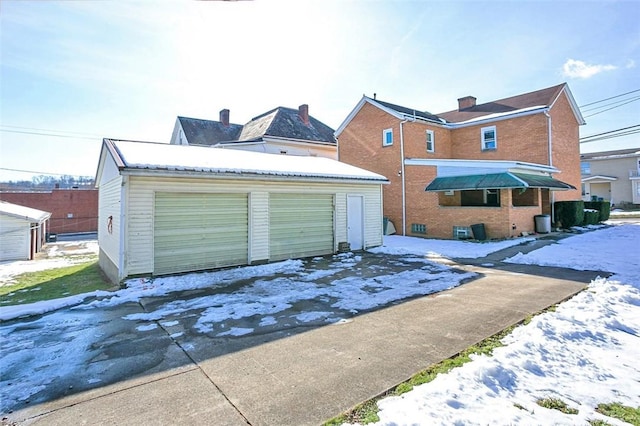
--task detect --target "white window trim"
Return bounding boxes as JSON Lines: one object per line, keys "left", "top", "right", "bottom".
{"left": 382, "top": 128, "right": 393, "bottom": 146}
{"left": 426, "top": 130, "right": 435, "bottom": 153}
{"left": 481, "top": 125, "right": 497, "bottom": 150}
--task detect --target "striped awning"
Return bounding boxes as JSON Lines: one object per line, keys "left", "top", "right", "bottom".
{"left": 425, "top": 172, "right": 575, "bottom": 192}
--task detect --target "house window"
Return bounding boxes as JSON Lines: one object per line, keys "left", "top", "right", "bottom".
{"left": 383, "top": 128, "right": 393, "bottom": 146}
{"left": 461, "top": 189, "right": 500, "bottom": 207}
{"left": 581, "top": 162, "right": 591, "bottom": 175}
{"left": 481, "top": 126, "right": 496, "bottom": 150}
{"left": 426, "top": 130, "right": 435, "bottom": 153}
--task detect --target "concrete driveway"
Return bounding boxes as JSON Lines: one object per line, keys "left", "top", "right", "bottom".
{"left": 1, "top": 251, "right": 473, "bottom": 418}
{"left": 1, "top": 243, "right": 602, "bottom": 425}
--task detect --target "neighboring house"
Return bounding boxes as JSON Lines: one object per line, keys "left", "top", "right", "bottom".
{"left": 0, "top": 188, "right": 98, "bottom": 234}
{"left": 170, "top": 104, "right": 338, "bottom": 159}
{"left": 0, "top": 201, "right": 51, "bottom": 261}
{"left": 95, "top": 139, "right": 387, "bottom": 284}
{"left": 336, "top": 83, "right": 584, "bottom": 239}
{"left": 580, "top": 148, "right": 640, "bottom": 207}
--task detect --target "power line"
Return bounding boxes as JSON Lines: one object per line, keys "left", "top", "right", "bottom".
{"left": 581, "top": 95, "right": 640, "bottom": 113}
{"left": 579, "top": 88, "right": 640, "bottom": 108}
{"left": 0, "top": 129, "right": 100, "bottom": 140}
{"left": 583, "top": 97, "right": 640, "bottom": 118}
{"left": 0, "top": 167, "right": 94, "bottom": 177}
{"left": 580, "top": 124, "right": 640, "bottom": 144}
{"left": 1, "top": 125, "right": 103, "bottom": 137}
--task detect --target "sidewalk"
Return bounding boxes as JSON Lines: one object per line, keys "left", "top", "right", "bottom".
{"left": 5, "top": 239, "right": 601, "bottom": 426}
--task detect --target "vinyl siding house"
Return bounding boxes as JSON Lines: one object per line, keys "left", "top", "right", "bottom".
{"left": 0, "top": 201, "right": 51, "bottom": 261}
{"left": 580, "top": 148, "right": 640, "bottom": 207}
{"left": 337, "top": 83, "right": 584, "bottom": 240}
{"left": 170, "top": 104, "right": 338, "bottom": 159}
{"left": 95, "top": 139, "right": 387, "bottom": 284}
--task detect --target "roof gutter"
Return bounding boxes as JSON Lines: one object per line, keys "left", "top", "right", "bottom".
{"left": 119, "top": 168, "right": 389, "bottom": 185}
{"left": 445, "top": 107, "right": 548, "bottom": 129}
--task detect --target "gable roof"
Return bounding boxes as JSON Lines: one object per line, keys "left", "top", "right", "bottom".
{"left": 438, "top": 83, "right": 585, "bottom": 126}
{"left": 335, "top": 96, "right": 445, "bottom": 136}
{"left": 0, "top": 201, "right": 51, "bottom": 222}
{"left": 179, "top": 106, "right": 337, "bottom": 147}
{"left": 335, "top": 83, "right": 585, "bottom": 137}
{"left": 581, "top": 147, "right": 640, "bottom": 160}
{"left": 177, "top": 116, "right": 243, "bottom": 146}
{"left": 235, "top": 106, "right": 337, "bottom": 144}
{"left": 102, "top": 139, "right": 387, "bottom": 183}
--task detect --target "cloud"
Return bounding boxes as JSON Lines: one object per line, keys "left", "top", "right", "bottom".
{"left": 562, "top": 59, "right": 617, "bottom": 79}
{"left": 626, "top": 59, "right": 636, "bottom": 69}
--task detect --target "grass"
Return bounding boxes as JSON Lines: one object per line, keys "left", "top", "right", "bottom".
{"left": 536, "top": 397, "right": 578, "bottom": 415}
{"left": 324, "top": 318, "right": 530, "bottom": 425}
{"left": 596, "top": 402, "right": 640, "bottom": 425}
{"left": 0, "top": 260, "right": 115, "bottom": 306}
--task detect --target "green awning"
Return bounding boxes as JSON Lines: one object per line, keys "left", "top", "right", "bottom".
{"left": 425, "top": 172, "right": 575, "bottom": 192}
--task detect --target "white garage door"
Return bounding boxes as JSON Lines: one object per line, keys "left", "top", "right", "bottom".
{"left": 154, "top": 192, "right": 248, "bottom": 276}
{"left": 269, "top": 193, "right": 334, "bottom": 261}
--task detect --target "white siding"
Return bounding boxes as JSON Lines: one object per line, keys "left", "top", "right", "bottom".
{"left": 249, "top": 192, "right": 269, "bottom": 262}
{"left": 335, "top": 193, "right": 347, "bottom": 247}
{"left": 124, "top": 176, "right": 383, "bottom": 276}
{"left": 0, "top": 215, "right": 29, "bottom": 261}
{"left": 98, "top": 176, "right": 122, "bottom": 268}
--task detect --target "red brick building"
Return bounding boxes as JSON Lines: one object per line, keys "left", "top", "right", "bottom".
{"left": 0, "top": 188, "right": 98, "bottom": 234}
{"left": 336, "top": 83, "right": 584, "bottom": 239}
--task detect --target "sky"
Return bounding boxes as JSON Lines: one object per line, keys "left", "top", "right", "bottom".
{"left": 1, "top": 0, "right": 639, "bottom": 182}
{"left": 1, "top": 222, "right": 639, "bottom": 424}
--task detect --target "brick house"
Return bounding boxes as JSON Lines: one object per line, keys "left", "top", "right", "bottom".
{"left": 0, "top": 188, "right": 98, "bottom": 234}
{"left": 336, "top": 83, "right": 585, "bottom": 239}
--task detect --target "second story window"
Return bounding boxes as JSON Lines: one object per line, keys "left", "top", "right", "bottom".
{"left": 481, "top": 126, "right": 496, "bottom": 150}
{"left": 426, "top": 130, "right": 435, "bottom": 153}
{"left": 581, "top": 162, "right": 591, "bottom": 175}
{"left": 383, "top": 128, "right": 393, "bottom": 146}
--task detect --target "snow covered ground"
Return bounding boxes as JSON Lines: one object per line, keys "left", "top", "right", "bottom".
{"left": 348, "top": 222, "right": 640, "bottom": 426}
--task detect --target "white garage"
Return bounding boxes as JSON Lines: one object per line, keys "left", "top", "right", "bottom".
{"left": 95, "top": 139, "right": 388, "bottom": 284}
{"left": 0, "top": 201, "right": 51, "bottom": 262}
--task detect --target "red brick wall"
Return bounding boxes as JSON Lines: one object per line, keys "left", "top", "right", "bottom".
{"left": 549, "top": 93, "right": 582, "bottom": 202}
{"left": 450, "top": 113, "right": 550, "bottom": 164}
{"left": 338, "top": 103, "right": 405, "bottom": 232}
{"left": 0, "top": 189, "right": 98, "bottom": 234}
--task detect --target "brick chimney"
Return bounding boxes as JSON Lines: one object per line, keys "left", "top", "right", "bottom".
{"left": 220, "top": 108, "right": 230, "bottom": 127}
{"left": 457, "top": 96, "right": 476, "bottom": 111}
{"left": 298, "top": 104, "right": 309, "bottom": 125}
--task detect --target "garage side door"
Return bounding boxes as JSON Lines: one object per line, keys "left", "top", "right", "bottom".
{"left": 154, "top": 192, "right": 248, "bottom": 276}
{"left": 269, "top": 193, "right": 334, "bottom": 261}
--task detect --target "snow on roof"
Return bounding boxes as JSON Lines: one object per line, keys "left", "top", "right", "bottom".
{"left": 108, "top": 139, "right": 388, "bottom": 183}
{"left": 448, "top": 105, "right": 548, "bottom": 126}
{"left": 0, "top": 201, "right": 51, "bottom": 222}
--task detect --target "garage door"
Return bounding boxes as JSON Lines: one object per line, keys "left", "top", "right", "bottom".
{"left": 269, "top": 193, "right": 334, "bottom": 261}
{"left": 154, "top": 192, "right": 248, "bottom": 275}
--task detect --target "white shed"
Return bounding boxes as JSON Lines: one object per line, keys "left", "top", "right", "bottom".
{"left": 0, "top": 201, "right": 51, "bottom": 261}
{"left": 95, "top": 139, "right": 388, "bottom": 284}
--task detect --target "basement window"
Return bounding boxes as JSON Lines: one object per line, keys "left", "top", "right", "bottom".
{"left": 411, "top": 223, "right": 427, "bottom": 234}
{"left": 382, "top": 128, "right": 393, "bottom": 146}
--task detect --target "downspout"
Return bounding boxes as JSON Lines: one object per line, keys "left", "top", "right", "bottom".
{"left": 544, "top": 110, "right": 555, "bottom": 223}
{"left": 119, "top": 175, "right": 128, "bottom": 281}
{"left": 399, "top": 117, "right": 414, "bottom": 236}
